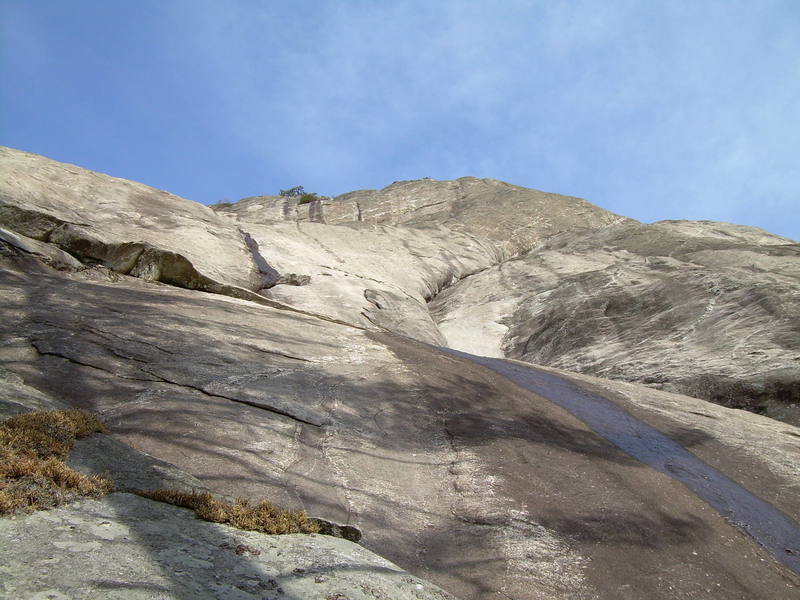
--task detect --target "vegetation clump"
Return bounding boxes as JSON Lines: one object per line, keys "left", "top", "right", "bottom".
{"left": 135, "top": 488, "right": 320, "bottom": 535}
{"left": 279, "top": 186, "right": 323, "bottom": 205}
{"left": 0, "top": 409, "right": 113, "bottom": 515}
{"left": 297, "top": 192, "right": 320, "bottom": 205}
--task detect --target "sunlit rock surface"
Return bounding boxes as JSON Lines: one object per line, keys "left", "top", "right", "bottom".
{"left": 214, "top": 175, "right": 800, "bottom": 424}
{"left": 431, "top": 219, "right": 800, "bottom": 423}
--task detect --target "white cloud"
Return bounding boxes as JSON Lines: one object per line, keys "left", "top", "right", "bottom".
{"left": 150, "top": 0, "right": 799, "bottom": 237}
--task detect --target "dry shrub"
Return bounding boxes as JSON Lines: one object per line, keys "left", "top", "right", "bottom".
{"left": 0, "top": 409, "right": 112, "bottom": 515}
{"left": 136, "top": 488, "right": 320, "bottom": 535}
{"left": 1, "top": 409, "right": 106, "bottom": 459}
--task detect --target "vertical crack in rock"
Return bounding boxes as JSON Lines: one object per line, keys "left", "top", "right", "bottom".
{"left": 308, "top": 198, "right": 325, "bottom": 224}
{"left": 281, "top": 196, "right": 294, "bottom": 220}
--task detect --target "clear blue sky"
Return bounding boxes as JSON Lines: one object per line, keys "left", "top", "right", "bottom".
{"left": 2, "top": 1, "right": 798, "bottom": 240}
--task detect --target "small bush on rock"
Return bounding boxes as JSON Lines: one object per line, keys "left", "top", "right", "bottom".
{"left": 297, "top": 193, "right": 320, "bottom": 205}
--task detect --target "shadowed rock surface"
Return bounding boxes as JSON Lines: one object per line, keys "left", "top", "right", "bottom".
{"left": 5, "top": 146, "right": 797, "bottom": 420}
{"left": 1, "top": 147, "right": 799, "bottom": 599}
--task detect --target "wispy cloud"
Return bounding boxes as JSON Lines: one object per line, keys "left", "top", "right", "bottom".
{"left": 3, "top": 0, "right": 798, "bottom": 238}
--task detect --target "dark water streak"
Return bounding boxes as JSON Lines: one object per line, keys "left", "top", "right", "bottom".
{"left": 446, "top": 349, "right": 800, "bottom": 577}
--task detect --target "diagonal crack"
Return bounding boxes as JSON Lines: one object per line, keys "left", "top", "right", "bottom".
{"left": 30, "top": 341, "right": 322, "bottom": 428}
{"left": 138, "top": 365, "right": 323, "bottom": 428}
{"left": 240, "top": 343, "right": 312, "bottom": 363}
{"left": 30, "top": 343, "right": 160, "bottom": 383}
{"left": 410, "top": 200, "right": 448, "bottom": 212}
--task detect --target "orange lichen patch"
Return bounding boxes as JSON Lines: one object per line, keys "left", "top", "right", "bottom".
{"left": 0, "top": 409, "right": 112, "bottom": 515}
{"left": 135, "top": 488, "right": 320, "bottom": 535}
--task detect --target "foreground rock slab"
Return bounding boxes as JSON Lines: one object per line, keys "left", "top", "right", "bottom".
{"left": 0, "top": 493, "right": 454, "bottom": 600}
{"left": 2, "top": 263, "right": 799, "bottom": 599}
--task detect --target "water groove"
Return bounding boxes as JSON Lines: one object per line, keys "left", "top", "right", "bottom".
{"left": 446, "top": 349, "right": 800, "bottom": 577}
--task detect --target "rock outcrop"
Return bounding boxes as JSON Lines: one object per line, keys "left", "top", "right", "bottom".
{"left": 0, "top": 146, "right": 277, "bottom": 302}
{"left": 431, "top": 219, "right": 800, "bottom": 423}
{"left": 6, "top": 145, "right": 797, "bottom": 422}
{"left": 1, "top": 146, "right": 799, "bottom": 599}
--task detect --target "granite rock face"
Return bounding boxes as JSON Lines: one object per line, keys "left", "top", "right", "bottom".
{"left": 213, "top": 175, "right": 800, "bottom": 424}
{"left": 0, "top": 146, "right": 276, "bottom": 301}
{"left": 212, "top": 177, "right": 629, "bottom": 343}
{"left": 8, "top": 146, "right": 796, "bottom": 422}
{"left": 2, "top": 264, "right": 798, "bottom": 599}
{"left": 242, "top": 220, "right": 502, "bottom": 344}
{"left": 430, "top": 219, "right": 800, "bottom": 424}
{"left": 1, "top": 147, "right": 800, "bottom": 599}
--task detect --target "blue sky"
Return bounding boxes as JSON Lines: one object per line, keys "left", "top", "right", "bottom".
{"left": 2, "top": 1, "right": 798, "bottom": 240}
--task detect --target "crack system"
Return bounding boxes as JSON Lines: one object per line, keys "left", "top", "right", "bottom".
{"left": 30, "top": 341, "right": 322, "bottom": 428}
